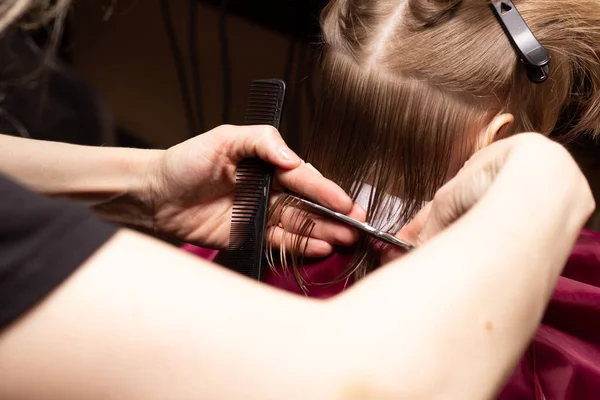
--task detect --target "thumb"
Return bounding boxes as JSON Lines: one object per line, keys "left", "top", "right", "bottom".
{"left": 398, "top": 202, "right": 433, "bottom": 245}
{"left": 217, "top": 124, "right": 303, "bottom": 169}
{"left": 380, "top": 202, "right": 432, "bottom": 264}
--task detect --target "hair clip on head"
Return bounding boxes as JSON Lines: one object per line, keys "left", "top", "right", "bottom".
{"left": 490, "top": 0, "right": 551, "bottom": 83}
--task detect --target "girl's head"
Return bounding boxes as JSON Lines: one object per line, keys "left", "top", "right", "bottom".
{"left": 270, "top": 0, "right": 600, "bottom": 284}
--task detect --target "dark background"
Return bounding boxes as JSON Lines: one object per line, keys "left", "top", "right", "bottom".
{"left": 0, "top": 0, "right": 329, "bottom": 151}
{"left": 198, "top": 0, "right": 327, "bottom": 41}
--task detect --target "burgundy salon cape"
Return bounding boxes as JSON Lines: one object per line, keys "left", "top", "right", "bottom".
{"left": 183, "top": 229, "right": 600, "bottom": 399}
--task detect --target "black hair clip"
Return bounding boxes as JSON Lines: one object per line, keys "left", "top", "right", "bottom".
{"left": 489, "top": 0, "right": 551, "bottom": 84}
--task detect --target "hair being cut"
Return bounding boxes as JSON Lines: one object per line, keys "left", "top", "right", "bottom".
{"left": 268, "top": 0, "right": 600, "bottom": 290}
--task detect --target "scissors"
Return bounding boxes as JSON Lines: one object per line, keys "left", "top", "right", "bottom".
{"left": 288, "top": 195, "right": 415, "bottom": 252}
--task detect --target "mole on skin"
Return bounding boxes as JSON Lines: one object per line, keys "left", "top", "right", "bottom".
{"left": 484, "top": 319, "right": 494, "bottom": 332}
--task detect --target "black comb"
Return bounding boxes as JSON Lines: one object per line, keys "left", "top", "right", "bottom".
{"left": 224, "top": 79, "right": 286, "bottom": 280}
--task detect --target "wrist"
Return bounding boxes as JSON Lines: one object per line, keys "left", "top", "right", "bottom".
{"left": 501, "top": 139, "right": 593, "bottom": 234}
{"left": 87, "top": 148, "right": 165, "bottom": 230}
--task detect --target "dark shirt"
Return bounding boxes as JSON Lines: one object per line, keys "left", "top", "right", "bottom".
{"left": 0, "top": 173, "right": 117, "bottom": 331}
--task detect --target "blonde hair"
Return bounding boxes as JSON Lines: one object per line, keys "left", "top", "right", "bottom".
{"left": 0, "top": 0, "right": 71, "bottom": 33}
{"left": 269, "top": 0, "right": 600, "bottom": 289}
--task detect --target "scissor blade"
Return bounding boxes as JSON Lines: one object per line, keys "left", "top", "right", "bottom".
{"left": 289, "top": 196, "right": 414, "bottom": 252}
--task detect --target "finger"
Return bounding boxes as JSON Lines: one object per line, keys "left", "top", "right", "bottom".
{"left": 217, "top": 124, "right": 353, "bottom": 213}
{"left": 380, "top": 202, "right": 432, "bottom": 264}
{"left": 419, "top": 142, "right": 512, "bottom": 242}
{"left": 275, "top": 163, "right": 354, "bottom": 214}
{"left": 277, "top": 202, "right": 366, "bottom": 246}
{"left": 414, "top": 135, "right": 527, "bottom": 242}
{"left": 399, "top": 202, "right": 433, "bottom": 245}
{"left": 219, "top": 124, "right": 303, "bottom": 169}
{"left": 266, "top": 225, "right": 334, "bottom": 258}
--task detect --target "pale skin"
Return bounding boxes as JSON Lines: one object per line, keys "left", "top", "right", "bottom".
{"left": 0, "top": 133, "right": 594, "bottom": 400}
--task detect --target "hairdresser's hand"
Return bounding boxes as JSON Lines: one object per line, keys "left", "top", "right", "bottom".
{"left": 381, "top": 133, "right": 595, "bottom": 263}
{"left": 142, "top": 124, "right": 364, "bottom": 255}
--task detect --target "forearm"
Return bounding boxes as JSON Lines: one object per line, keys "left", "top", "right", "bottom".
{"left": 332, "top": 141, "right": 594, "bottom": 399}
{"left": 0, "top": 134, "right": 159, "bottom": 201}
{"left": 0, "top": 134, "right": 162, "bottom": 227}
{"left": 0, "top": 203, "right": 577, "bottom": 400}
{"left": 0, "top": 230, "right": 339, "bottom": 400}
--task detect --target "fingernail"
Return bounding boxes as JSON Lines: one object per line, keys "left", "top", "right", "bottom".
{"left": 278, "top": 146, "right": 301, "bottom": 162}
{"left": 305, "top": 163, "right": 323, "bottom": 177}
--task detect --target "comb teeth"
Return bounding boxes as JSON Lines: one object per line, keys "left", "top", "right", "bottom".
{"left": 225, "top": 79, "right": 286, "bottom": 280}
{"left": 244, "top": 80, "right": 285, "bottom": 127}
{"left": 230, "top": 161, "right": 270, "bottom": 225}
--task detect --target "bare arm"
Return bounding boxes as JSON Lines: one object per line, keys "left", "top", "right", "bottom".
{"left": 0, "top": 135, "right": 593, "bottom": 399}
{"left": 0, "top": 133, "right": 158, "bottom": 201}
{"left": 0, "top": 230, "right": 337, "bottom": 400}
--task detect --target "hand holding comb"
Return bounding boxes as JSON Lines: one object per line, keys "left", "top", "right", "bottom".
{"left": 225, "top": 79, "right": 414, "bottom": 281}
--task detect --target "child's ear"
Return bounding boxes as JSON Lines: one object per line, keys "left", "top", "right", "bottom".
{"left": 477, "top": 113, "right": 514, "bottom": 149}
